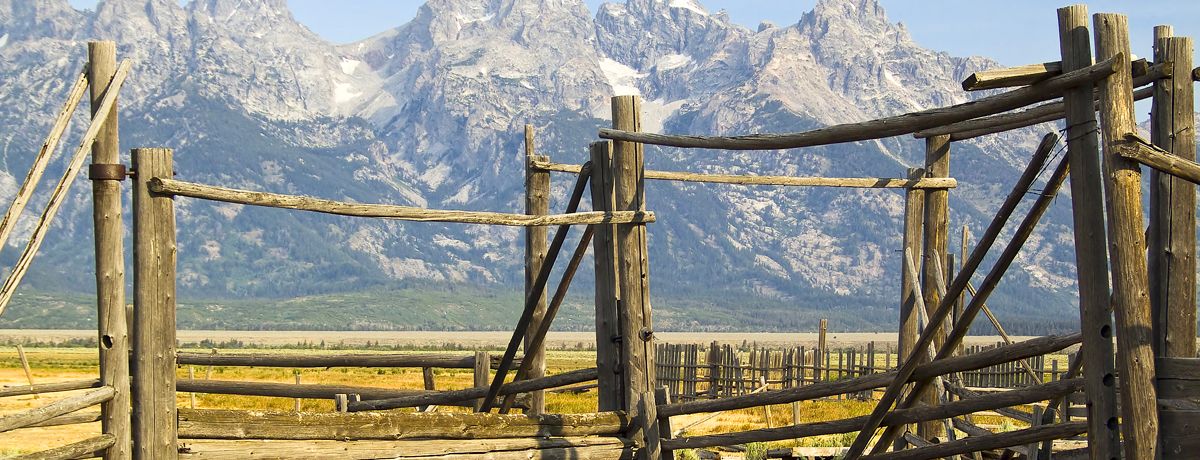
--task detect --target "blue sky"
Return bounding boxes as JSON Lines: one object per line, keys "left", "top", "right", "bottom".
{"left": 66, "top": 0, "right": 1199, "bottom": 66}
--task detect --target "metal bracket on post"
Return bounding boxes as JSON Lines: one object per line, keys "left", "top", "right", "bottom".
{"left": 88, "top": 164, "right": 127, "bottom": 181}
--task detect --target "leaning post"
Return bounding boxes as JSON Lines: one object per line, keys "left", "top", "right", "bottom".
{"left": 131, "top": 147, "right": 178, "bottom": 460}
{"left": 591, "top": 140, "right": 623, "bottom": 411}
{"left": 1094, "top": 12, "right": 1159, "bottom": 459}
{"left": 1148, "top": 28, "right": 1196, "bottom": 358}
{"left": 919, "top": 135, "right": 951, "bottom": 442}
{"left": 612, "top": 95, "right": 660, "bottom": 459}
{"left": 523, "top": 124, "right": 549, "bottom": 415}
{"left": 1056, "top": 6, "right": 1120, "bottom": 457}
{"left": 88, "top": 40, "right": 131, "bottom": 460}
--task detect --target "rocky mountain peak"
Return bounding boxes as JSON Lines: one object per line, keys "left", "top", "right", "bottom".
{"left": 0, "top": 0, "right": 84, "bottom": 40}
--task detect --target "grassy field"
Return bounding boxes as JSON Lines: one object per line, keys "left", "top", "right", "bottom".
{"left": 0, "top": 343, "right": 1043, "bottom": 456}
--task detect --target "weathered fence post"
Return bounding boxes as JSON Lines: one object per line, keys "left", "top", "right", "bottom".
{"left": 1148, "top": 28, "right": 1196, "bottom": 359}
{"left": 817, "top": 318, "right": 827, "bottom": 382}
{"left": 898, "top": 166, "right": 924, "bottom": 369}
{"left": 524, "top": 124, "right": 549, "bottom": 415}
{"left": 1094, "top": 12, "right": 1160, "bottom": 459}
{"left": 591, "top": 140, "right": 623, "bottom": 411}
{"left": 919, "top": 134, "right": 950, "bottom": 442}
{"left": 473, "top": 351, "right": 489, "bottom": 411}
{"left": 131, "top": 147, "right": 177, "bottom": 460}
{"left": 89, "top": 40, "right": 131, "bottom": 460}
{"left": 1056, "top": 6, "right": 1121, "bottom": 458}
{"left": 612, "top": 95, "right": 660, "bottom": 459}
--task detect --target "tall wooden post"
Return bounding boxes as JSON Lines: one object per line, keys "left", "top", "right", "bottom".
{"left": 897, "top": 176, "right": 921, "bottom": 451}
{"left": 1094, "top": 13, "right": 1159, "bottom": 459}
{"left": 919, "top": 135, "right": 950, "bottom": 441}
{"left": 523, "top": 124, "right": 549, "bottom": 415}
{"left": 1149, "top": 28, "right": 1196, "bottom": 359}
{"left": 1056, "top": 7, "right": 1121, "bottom": 458}
{"left": 591, "top": 141, "right": 623, "bottom": 411}
{"left": 88, "top": 41, "right": 130, "bottom": 460}
{"left": 131, "top": 148, "right": 177, "bottom": 460}
{"left": 473, "top": 351, "right": 490, "bottom": 411}
{"left": 612, "top": 95, "right": 660, "bottom": 459}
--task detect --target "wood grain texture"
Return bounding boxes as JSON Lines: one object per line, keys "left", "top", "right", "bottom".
{"left": 532, "top": 159, "right": 957, "bottom": 189}
{"left": 918, "top": 135, "right": 950, "bottom": 441}
{"left": 523, "top": 124, "right": 549, "bottom": 415}
{"left": 590, "top": 141, "right": 623, "bottom": 412}
{"left": 347, "top": 368, "right": 598, "bottom": 411}
{"left": 0, "top": 386, "right": 114, "bottom": 433}
{"left": 1056, "top": 7, "right": 1122, "bottom": 458}
{"left": 598, "top": 54, "right": 1120, "bottom": 150}
{"left": 150, "top": 177, "right": 654, "bottom": 227}
{"left": 131, "top": 147, "right": 178, "bottom": 459}
{"left": 1094, "top": 13, "right": 1159, "bottom": 459}
{"left": 862, "top": 422, "right": 1087, "bottom": 460}
{"left": 177, "top": 409, "right": 628, "bottom": 440}
{"left": 177, "top": 437, "right": 634, "bottom": 459}
{"left": 9, "top": 434, "right": 116, "bottom": 460}
{"left": 0, "top": 379, "right": 100, "bottom": 398}
{"left": 961, "top": 61, "right": 1062, "bottom": 90}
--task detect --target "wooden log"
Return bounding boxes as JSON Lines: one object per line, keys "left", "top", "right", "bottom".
{"left": 598, "top": 55, "right": 1121, "bottom": 150}
{"left": 1056, "top": 6, "right": 1122, "bottom": 458}
{"left": 0, "top": 385, "right": 114, "bottom": 433}
{"left": 656, "top": 388, "right": 675, "bottom": 460}
{"left": 919, "top": 135, "right": 951, "bottom": 442}
{"left": 473, "top": 351, "right": 488, "bottom": 411}
{"left": 960, "top": 57, "right": 1147, "bottom": 91}
{"left": 1116, "top": 134, "right": 1200, "bottom": 184}
{"left": 523, "top": 124, "right": 549, "bottom": 416}
{"left": 591, "top": 141, "right": 623, "bottom": 412}
{"left": 25, "top": 411, "right": 102, "bottom": 428}
{"left": 8, "top": 434, "right": 116, "bottom": 460}
{"left": 348, "top": 368, "right": 598, "bottom": 411}
{"left": 662, "top": 378, "right": 1083, "bottom": 450}
{"left": 16, "top": 345, "right": 35, "bottom": 397}
{"left": 943, "top": 384, "right": 1033, "bottom": 423}
{"left": 897, "top": 169, "right": 925, "bottom": 415}
{"left": 612, "top": 95, "right": 660, "bottom": 460}
{"left": 946, "top": 86, "right": 1154, "bottom": 141}
{"left": 0, "top": 68, "right": 87, "bottom": 253}
{"left": 89, "top": 41, "right": 130, "bottom": 460}
{"left": 149, "top": 177, "right": 652, "bottom": 227}
{"left": 177, "top": 409, "right": 629, "bottom": 440}
{"left": 0, "top": 59, "right": 132, "bottom": 319}
{"left": 1094, "top": 13, "right": 1159, "bottom": 459}
{"left": 176, "top": 436, "right": 634, "bottom": 459}
{"left": 0, "top": 379, "right": 101, "bottom": 398}
{"left": 131, "top": 147, "right": 178, "bottom": 459}
{"left": 863, "top": 422, "right": 1087, "bottom": 460}
{"left": 657, "top": 333, "right": 1081, "bottom": 418}
{"left": 844, "top": 133, "right": 1059, "bottom": 459}
{"left": 480, "top": 165, "right": 593, "bottom": 412}
{"left": 174, "top": 379, "right": 511, "bottom": 408}
{"left": 530, "top": 159, "right": 957, "bottom": 189}
{"left": 175, "top": 352, "right": 517, "bottom": 369}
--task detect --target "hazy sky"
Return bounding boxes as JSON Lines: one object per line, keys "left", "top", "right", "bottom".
{"left": 65, "top": 0, "right": 1199, "bottom": 66}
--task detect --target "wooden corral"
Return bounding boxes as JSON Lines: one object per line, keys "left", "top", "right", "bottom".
{"left": 0, "top": 3, "right": 1198, "bottom": 459}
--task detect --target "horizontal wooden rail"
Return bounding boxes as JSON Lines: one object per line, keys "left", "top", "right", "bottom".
{"left": 662, "top": 378, "right": 1083, "bottom": 449}
{"left": 944, "top": 383, "right": 1034, "bottom": 423}
{"left": 597, "top": 53, "right": 1121, "bottom": 150}
{"left": 0, "top": 385, "right": 114, "bottom": 433}
{"left": 863, "top": 422, "right": 1087, "bottom": 460}
{"left": 348, "top": 367, "right": 598, "bottom": 411}
{"left": 174, "top": 379, "right": 525, "bottom": 408}
{"left": 919, "top": 66, "right": 1165, "bottom": 140}
{"left": 0, "top": 379, "right": 100, "bottom": 398}
{"left": 9, "top": 434, "right": 116, "bottom": 460}
{"left": 178, "top": 408, "right": 629, "bottom": 440}
{"left": 961, "top": 57, "right": 1147, "bottom": 91}
{"left": 176, "top": 352, "right": 518, "bottom": 369}
{"left": 1115, "top": 133, "right": 1200, "bottom": 184}
{"left": 150, "top": 178, "right": 654, "bottom": 227}
{"left": 658, "top": 333, "right": 1080, "bottom": 418}
{"left": 531, "top": 159, "right": 957, "bottom": 189}
{"left": 25, "top": 411, "right": 101, "bottom": 429}
{"left": 177, "top": 436, "right": 633, "bottom": 459}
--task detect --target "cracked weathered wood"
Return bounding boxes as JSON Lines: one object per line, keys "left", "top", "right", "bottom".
{"left": 531, "top": 159, "right": 957, "bottom": 189}
{"left": 176, "top": 352, "right": 518, "bottom": 369}
{"left": 177, "top": 436, "right": 634, "bottom": 459}
{"left": 0, "top": 386, "right": 114, "bottom": 433}
{"left": 9, "top": 434, "right": 115, "bottom": 460}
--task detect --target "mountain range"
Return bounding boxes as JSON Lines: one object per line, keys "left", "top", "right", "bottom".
{"left": 0, "top": 0, "right": 1088, "bottom": 332}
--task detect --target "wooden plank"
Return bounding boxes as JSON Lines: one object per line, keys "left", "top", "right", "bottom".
{"left": 1057, "top": 6, "right": 1122, "bottom": 457}
{"left": 657, "top": 333, "right": 1080, "bottom": 418}
{"left": 178, "top": 437, "right": 633, "bottom": 459}
{"left": 0, "top": 59, "right": 132, "bottom": 319}
{"left": 150, "top": 177, "right": 653, "bottom": 227}
{"left": 524, "top": 124, "right": 549, "bottom": 415}
{"left": 131, "top": 147, "right": 178, "bottom": 459}
{"left": 598, "top": 54, "right": 1122, "bottom": 150}
{"left": 0, "top": 386, "right": 114, "bottom": 433}
{"left": 177, "top": 409, "right": 628, "bottom": 440}
{"left": 862, "top": 422, "right": 1087, "bottom": 460}
{"left": 591, "top": 142, "right": 622, "bottom": 412}
{"left": 1157, "top": 358, "right": 1200, "bottom": 380}
{"left": 349, "top": 368, "right": 598, "bottom": 411}
{"left": 531, "top": 159, "right": 956, "bottom": 189}
{"left": 662, "top": 379, "right": 1083, "bottom": 450}
{"left": 176, "top": 351, "right": 515, "bottom": 369}
{"left": 88, "top": 40, "right": 130, "bottom": 460}
{"left": 8, "top": 434, "right": 116, "bottom": 460}
{"left": 0, "top": 379, "right": 101, "bottom": 398}
{"left": 1094, "top": 13, "right": 1159, "bottom": 459}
